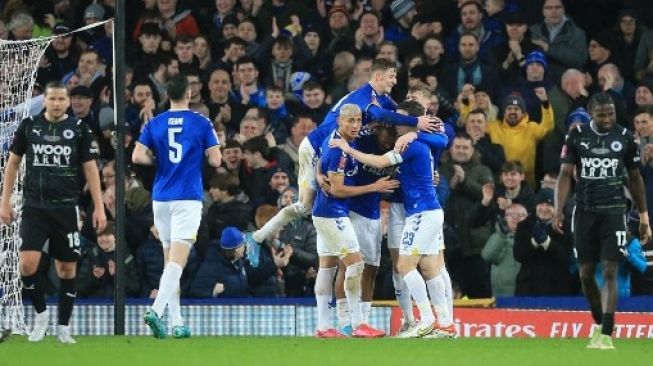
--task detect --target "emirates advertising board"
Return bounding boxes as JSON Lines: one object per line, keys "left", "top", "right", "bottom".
{"left": 389, "top": 308, "right": 653, "bottom": 338}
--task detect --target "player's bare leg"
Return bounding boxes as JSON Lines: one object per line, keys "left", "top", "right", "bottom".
{"left": 19, "top": 250, "right": 49, "bottom": 342}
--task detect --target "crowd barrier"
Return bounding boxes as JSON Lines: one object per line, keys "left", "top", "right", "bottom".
{"left": 21, "top": 297, "right": 653, "bottom": 337}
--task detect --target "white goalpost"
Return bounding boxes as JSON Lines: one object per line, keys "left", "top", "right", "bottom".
{"left": 0, "top": 19, "right": 113, "bottom": 338}
{"left": 0, "top": 36, "right": 53, "bottom": 335}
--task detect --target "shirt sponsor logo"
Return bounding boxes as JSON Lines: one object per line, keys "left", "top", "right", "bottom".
{"left": 32, "top": 143, "right": 72, "bottom": 167}
{"left": 362, "top": 164, "right": 395, "bottom": 177}
{"left": 580, "top": 157, "right": 619, "bottom": 179}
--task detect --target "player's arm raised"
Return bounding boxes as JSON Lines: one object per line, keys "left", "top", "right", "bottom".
{"left": 328, "top": 171, "right": 398, "bottom": 198}
{"left": 329, "top": 138, "right": 401, "bottom": 169}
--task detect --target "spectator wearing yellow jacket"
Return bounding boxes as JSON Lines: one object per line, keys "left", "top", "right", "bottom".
{"left": 485, "top": 91, "right": 553, "bottom": 186}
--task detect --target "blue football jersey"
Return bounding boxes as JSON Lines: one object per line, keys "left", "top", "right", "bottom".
{"left": 348, "top": 126, "right": 388, "bottom": 220}
{"left": 137, "top": 109, "right": 220, "bottom": 201}
{"left": 397, "top": 137, "right": 447, "bottom": 216}
{"left": 312, "top": 134, "right": 358, "bottom": 219}
{"left": 307, "top": 83, "right": 395, "bottom": 155}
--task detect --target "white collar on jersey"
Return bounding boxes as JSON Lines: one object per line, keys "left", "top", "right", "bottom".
{"left": 589, "top": 121, "right": 610, "bottom": 136}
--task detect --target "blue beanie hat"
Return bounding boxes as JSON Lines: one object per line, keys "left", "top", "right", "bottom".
{"left": 390, "top": 0, "right": 416, "bottom": 20}
{"left": 524, "top": 51, "right": 548, "bottom": 71}
{"left": 220, "top": 227, "right": 244, "bottom": 250}
{"left": 565, "top": 107, "right": 591, "bottom": 130}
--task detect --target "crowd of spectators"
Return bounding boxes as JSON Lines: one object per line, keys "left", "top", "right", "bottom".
{"left": 3, "top": 0, "right": 653, "bottom": 300}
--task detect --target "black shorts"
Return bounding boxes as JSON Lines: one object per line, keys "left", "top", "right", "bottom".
{"left": 20, "top": 206, "right": 81, "bottom": 262}
{"left": 572, "top": 209, "right": 626, "bottom": 264}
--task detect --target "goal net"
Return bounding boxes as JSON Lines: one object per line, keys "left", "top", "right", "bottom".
{"left": 0, "top": 37, "right": 52, "bottom": 334}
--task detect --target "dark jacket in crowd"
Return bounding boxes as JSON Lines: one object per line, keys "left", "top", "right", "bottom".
{"left": 513, "top": 215, "right": 578, "bottom": 296}
{"left": 279, "top": 219, "right": 318, "bottom": 296}
{"left": 189, "top": 242, "right": 278, "bottom": 298}
{"left": 76, "top": 246, "right": 140, "bottom": 298}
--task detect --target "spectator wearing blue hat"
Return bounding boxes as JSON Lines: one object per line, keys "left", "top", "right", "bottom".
{"left": 503, "top": 50, "right": 554, "bottom": 123}
{"left": 189, "top": 227, "right": 250, "bottom": 298}
{"left": 384, "top": 0, "right": 418, "bottom": 45}
{"left": 565, "top": 107, "right": 591, "bottom": 132}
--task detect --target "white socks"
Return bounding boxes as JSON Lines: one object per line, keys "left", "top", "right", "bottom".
{"left": 344, "top": 262, "right": 364, "bottom": 327}
{"left": 314, "top": 266, "right": 337, "bottom": 331}
{"left": 392, "top": 272, "right": 414, "bottom": 324}
{"left": 440, "top": 267, "right": 454, "bottom": 324}
{"left": 336, "top": 298, "right": 350, "bottom": 328}
{"left": 360, "top": 301, "right": 372, "bottom": 325}
{"left": 169, "top": 285, "right": 183, "bottom": 327}
{"left": 403, "top": 269, "right": 435, "bottom": 324}
{"left": 152, "top": 262, "right": 183, "bottom": 317}
{"left": 426, "top": 274, "right": 452, "bottom": 327}
{"left": 253, "top": 202, "right": 304, "bottom": 242}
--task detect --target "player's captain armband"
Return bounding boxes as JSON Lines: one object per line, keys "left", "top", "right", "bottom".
{"left": 384, "top": 151, "right": 403, "bottom": 165}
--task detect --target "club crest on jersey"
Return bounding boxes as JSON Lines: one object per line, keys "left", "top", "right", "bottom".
{"left": 370, "top": 94, "right": 378, "bottom": 106}
{"left": 337, "top": 154, "right": 358, "bottom": 176}
{"left": 63, "top": 129, "right": 74, "bottom": 139}
{"left": 610, "top": 141, "right": 622, "bottom": 152}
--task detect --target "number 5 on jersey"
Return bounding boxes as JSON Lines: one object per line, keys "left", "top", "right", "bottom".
{"left": 168, "top": 127, "right": 183, "bottom": 163}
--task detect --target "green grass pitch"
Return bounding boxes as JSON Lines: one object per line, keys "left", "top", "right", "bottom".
{"left": 1, "top": 336, "right": 651, "bottom": 366}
